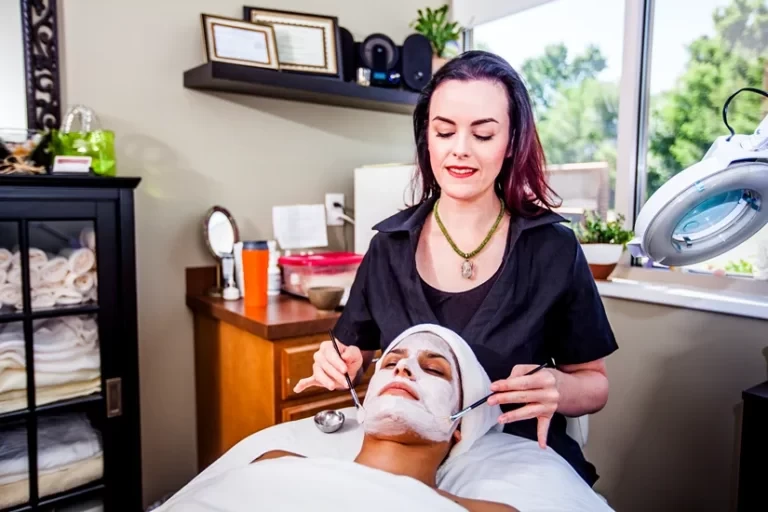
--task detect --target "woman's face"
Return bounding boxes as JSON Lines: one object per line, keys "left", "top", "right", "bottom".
{"left": 427, "top": 78, "right": 511, "bottom": 202}
{"left": 362, "top": 332, "right": 461, "bottom": 443}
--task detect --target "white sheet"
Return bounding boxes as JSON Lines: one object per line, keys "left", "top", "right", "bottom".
{"left": 158, "top": 407, "right": 613, "bottom": 512}
{"left": 158, "top": 457, "right": 465, "bottom": 512}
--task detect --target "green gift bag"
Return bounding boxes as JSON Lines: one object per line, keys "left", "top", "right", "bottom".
{"left": 51, "top": 105, "right": 117, "bottom": 176}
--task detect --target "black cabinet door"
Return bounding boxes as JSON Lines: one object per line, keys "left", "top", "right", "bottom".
{"left": 0, "top": 198, "right": 141, "bottom": 512}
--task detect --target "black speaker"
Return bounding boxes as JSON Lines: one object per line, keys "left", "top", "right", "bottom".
{"left": 339, "top": 26, "right": 357, "bottom": 82}
{"left": 359, "top": 33, "right": 401, "bottom": 88}
{"left": 401, "top": 33, "right": 433, "bottom": 92}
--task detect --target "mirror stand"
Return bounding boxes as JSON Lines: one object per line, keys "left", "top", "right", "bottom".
{"left": 202, "top": 206, "right": 240, "bottom": 299}
{"left": 207, "top": 262, "right": 223, "bottom": 298}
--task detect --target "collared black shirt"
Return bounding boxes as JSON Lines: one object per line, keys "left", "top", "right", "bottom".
{"left": 334, "top": 195, "right": 618, "bottom": 486}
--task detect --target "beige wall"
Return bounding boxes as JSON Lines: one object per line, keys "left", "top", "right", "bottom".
{"left": 587, "top": 298, "right": 767, "bottom": 512}
{"left": 60, "top": 0, "right": 440, "bottom": 505}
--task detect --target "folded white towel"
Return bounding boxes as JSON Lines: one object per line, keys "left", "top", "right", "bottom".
{"left": 0, "top": 377, "right": 102, "bottom": 415}
{"left": 376, "top": 324, "right": 503, "bottom": 461}
{"left": 0, "top": 350, "right": 100, "bottom": 374}
{"left": 0, "top": 414, "right": 102, "bottom": 480}
{"left": 0, "top": 368, "right": 100, "bottom": 394}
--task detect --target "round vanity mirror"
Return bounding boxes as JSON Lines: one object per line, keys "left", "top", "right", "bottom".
{"left": 204, "top": 206, "right": 239, "bottom": 259}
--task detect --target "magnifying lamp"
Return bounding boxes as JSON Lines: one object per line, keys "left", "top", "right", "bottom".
{"left": 629, "top": 87, "right": 768, "bottom": 267}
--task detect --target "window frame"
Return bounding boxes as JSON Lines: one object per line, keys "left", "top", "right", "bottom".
{"left": 463, "top": 0, "right": 768, "bottom": 308}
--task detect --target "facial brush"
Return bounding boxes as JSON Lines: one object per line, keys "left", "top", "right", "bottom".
{"left": 328, "top": 329, "right": 366, "bottom": 423}
{"left": 447, "top": 362, "right": 550, "bottom": 423}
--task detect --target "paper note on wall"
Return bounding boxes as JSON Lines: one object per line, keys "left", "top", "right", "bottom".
{"left": 272, "top": 204, "right": 328, "bottom": 250}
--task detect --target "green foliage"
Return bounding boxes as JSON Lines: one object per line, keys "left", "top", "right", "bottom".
{"left": 646, "top": 0, "right": 768, "bottom": 198}
{"left": 725, "top": 259, "right": 754, "bottom": 274}
{"left": 520, "top": 43, "right": 607, "bottom": 115}
{"left": 572, "top": 211, "right": 634, "bottom": 246}
{"left": 411, "top": 5, "right": 462, "bottom": 58}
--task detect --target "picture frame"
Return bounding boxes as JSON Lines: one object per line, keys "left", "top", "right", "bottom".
{"left": 201, "top": 14, "right": 279, "bottom": 70}
{"left": 242, "top": 6, "right": 342, "bottom": 79}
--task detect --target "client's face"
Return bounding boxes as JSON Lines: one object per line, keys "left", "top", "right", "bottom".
{"left": 362, "top": 332, "right": 461, "bottom": 443}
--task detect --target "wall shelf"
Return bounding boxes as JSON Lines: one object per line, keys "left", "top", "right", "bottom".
{"left": 183, "top": 62, "right": 420, "bottom": 115}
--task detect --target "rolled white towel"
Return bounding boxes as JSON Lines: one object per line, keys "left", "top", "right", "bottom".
{"left": 29, "top": 248, "right": 48, "bottom": 270}
{"left": 54, "top": 288, "right": 83, "bottom": 306}
{"left": 6, "top": 267, "right": 21, "bottom": 286}
{"left": 0, "top": 269, "right": 6, "bottom": 285}
{"left": 33, "top": 282, "right": 61, "bottom": 299}
{"left": 0, "top": 283, "right": 21, "bottom": 307}
{"left": 65, "top": 272, "right": 94, "bottom": 295}
{"left": 0, "top": 249, "right": 12, "bottom": 271}
{"left": 87, "top": 288, "right": 98, "bottom": 303}
{"left": 61, "top": 248, "right": 95, "bottom": 277}
{"left": 30, "top": 267, "right": 41, "bottom": 288}
{"left": 40, "top": 257, "right": 69, "bottom": 284}
{"left": 32, "top": 295, "right": 56, "bottom": 310}
{"left": 79, "top": 227, "right": 96, "bottom": 252}
{"left": 3, "top": 266, "right": 40, "bottom": 288}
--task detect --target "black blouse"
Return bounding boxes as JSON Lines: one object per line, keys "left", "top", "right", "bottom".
{"left": 333, "top": 195, "right": 618, "bottom": 486}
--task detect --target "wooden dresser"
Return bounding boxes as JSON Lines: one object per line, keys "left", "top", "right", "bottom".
{"left": 186, "top": 267, "right": 375, "bottom": 471}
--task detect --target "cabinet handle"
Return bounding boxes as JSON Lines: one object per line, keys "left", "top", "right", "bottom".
{"left": 106, "top": 377, "right": 123, "bottom": 418}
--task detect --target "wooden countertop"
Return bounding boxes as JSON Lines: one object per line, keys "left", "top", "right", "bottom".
{"left": 185, "top": 266, "right": 340, "bottom": 340}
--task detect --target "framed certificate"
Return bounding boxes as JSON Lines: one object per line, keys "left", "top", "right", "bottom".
{"left": 201, "top": 14, "right": 279, "bottom": 70}
{"left": 242, "top": 6, "right": 342, "bottom": 78}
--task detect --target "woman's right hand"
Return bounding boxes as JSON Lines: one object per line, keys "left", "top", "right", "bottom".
{"left": 292, "top": 340, "right": 363, "bottom": 393}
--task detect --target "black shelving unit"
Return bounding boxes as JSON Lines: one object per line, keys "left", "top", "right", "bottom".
{"left": 0, "top": 175, "right": 142, "bottom": 512}
{"left": 183, "top": 62, "right": 420, "bottom": 114}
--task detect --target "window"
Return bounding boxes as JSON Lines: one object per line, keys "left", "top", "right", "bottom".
{"left": 473, "top": 0, "right": 626, "bottom": 224}
{"left": 471, "top": 0, "right": 768, "bottom": 279}
{"left": 640, "top": 0, "right": 768, "bottom": 276}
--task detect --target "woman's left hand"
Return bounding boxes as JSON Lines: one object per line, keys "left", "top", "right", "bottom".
{"left": 487, "top": 365, "right": 561, "bottom": 449}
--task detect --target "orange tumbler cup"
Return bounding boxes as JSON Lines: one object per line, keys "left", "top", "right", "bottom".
{"left": 242, "top": 241, "right": 269, "bottom": 308}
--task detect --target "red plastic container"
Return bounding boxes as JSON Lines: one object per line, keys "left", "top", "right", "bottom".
{"left": 278, "top": 252, "right": 363, "bottom": 303}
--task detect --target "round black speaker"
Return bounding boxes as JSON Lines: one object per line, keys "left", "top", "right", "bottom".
{"left": 359, "top": 33, "right": 399, "bottom": 71}
{"left": 401, "top": 33, "right": 433, "bottom": 92}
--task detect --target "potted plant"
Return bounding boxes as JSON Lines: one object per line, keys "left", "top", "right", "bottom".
{"left": 410, "top": 5, "right": 462, "bottom": 72}
{"left": 572, "top": 211, "right": 634, "bottom": 280}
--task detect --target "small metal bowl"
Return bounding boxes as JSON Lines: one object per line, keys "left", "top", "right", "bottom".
{"left": 314, "top": 409, "right": 345, "bottom": 433}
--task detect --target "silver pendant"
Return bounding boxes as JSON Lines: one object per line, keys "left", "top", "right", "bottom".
{"left": 461, "top": 259, "right": 473, "bottom": 279}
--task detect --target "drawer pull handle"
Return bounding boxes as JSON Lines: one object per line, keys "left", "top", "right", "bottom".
{"left": 106, "top": 377, "right": 122, "bottom": 418}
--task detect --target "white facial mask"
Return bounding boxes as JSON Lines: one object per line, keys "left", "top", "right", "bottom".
{"left": 362, "top": 332, "right": 461, "bottom": 442}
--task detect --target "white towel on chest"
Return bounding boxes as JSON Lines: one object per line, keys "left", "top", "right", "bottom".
{"left": 377, "top": 323, "right": 503, "bottom": 460}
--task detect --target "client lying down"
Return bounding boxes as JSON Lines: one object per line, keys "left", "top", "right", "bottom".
{"left": 158, "top": 325, "right": 515, "bottom": 511}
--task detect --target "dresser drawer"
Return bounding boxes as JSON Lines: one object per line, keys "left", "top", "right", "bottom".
{"left": 280, "top": 343, "right": 379, "bottom": 401}
{"left": 280, "top": 391, "right": 368, "bottom": 423}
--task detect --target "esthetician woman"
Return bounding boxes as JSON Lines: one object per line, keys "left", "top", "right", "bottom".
{"left": 294, "top": 50, "right": 618, "bottom": 487}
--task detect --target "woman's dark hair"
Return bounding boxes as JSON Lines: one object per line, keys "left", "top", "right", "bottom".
{"left": 412, "top": 50, "right": 561, "bottom": 217}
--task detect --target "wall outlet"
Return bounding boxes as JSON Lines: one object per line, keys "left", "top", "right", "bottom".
{"left": 325, "top": 193, "right": 345, "bottom": 226}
